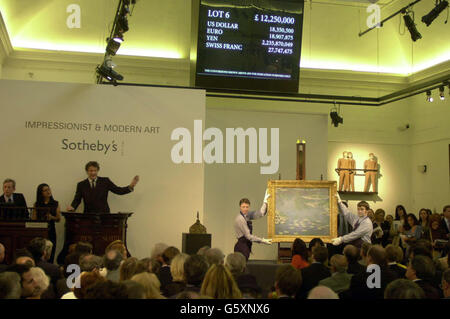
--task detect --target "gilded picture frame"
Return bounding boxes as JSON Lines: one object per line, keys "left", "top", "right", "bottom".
{"left": 267, "top": 180, "right": 338, "bottom": 243}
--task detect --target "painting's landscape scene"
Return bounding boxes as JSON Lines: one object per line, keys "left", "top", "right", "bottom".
{"left": 274, "top": 187, "right": 330, "bottom": 236}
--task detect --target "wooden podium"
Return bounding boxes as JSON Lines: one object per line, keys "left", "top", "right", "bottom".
{"left": 58, "top": 212, "right": 132, "bottom": 262}
{"left": 0, "top": 220, "right": 49, "bottom": 265}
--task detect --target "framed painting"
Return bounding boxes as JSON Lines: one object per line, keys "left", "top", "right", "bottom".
{"left": 267, "top": 180, "right": 338, "bottom": 243}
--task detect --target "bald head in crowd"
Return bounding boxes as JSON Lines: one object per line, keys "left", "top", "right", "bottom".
{"left": 307, "top": 286, "right": 339, "bottom": 299}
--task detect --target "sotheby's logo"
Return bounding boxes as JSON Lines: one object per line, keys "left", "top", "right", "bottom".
{"left": 170, "top": 120, "right": 279, "bottom": 174}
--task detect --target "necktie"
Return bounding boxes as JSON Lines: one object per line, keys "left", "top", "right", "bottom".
{"left": 91, "top": 180, "right": 95, "bottom": 189}
{"left": 8, "top": 198, "right": 12, "bottom": 203}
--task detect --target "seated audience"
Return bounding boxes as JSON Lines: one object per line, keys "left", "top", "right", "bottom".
{"left": 200, "top": 264, "right": 241, "bottom": 299}
{"left": 197, "top": 246, "right": 210, "bottom": 257}
{"left": 344, "top": 245, "right": 398, "bottom": 299}
{"left": 319, "top": 254, "right": 352, "bottom": 294}
{"left": 105, "top": 240, "right": 128, "bottom": 259}
{"left": 164, "top": 253, "right": 188, "bottom": 297}
{"left": 372, "top": 209, "right": 390, "bottom": 247}
{"left": 73, "top": 271, "right": 106, "bottom": 299}
{"left": 297, "top": 246, "right": 330, "bottom": 299}
{"left": 103, "top": 250, "right": 123, "bottom": 282}
{"left": 291, "top": 238, "right": 310, "bottom": 270}
{"left": 131, "top": 272, "right": 165, "bottom": 299}
{"left": 180, "top": 255, "right": 209, "bottom": 294}
{"left": 274, "top": 264, "right": 302, "bottom": 299}
{"left": 204, "top": 248, "right": 225, "bottom": 266}
{"left": 343, "top": 245, "right": 365, "bottom": 275}
{"left": 13, "top": 249, "right": 35, "bottom": 267}
{"left": 307, "top": 238, "right": 324, "bottom": 262}
{"left": 307, "top": 286, "right": 339, "bottom": 299}
{"left": 6, "top": 264, "right": 39, "bottom": 299}
{"left": 122, "top": 280, "right": 146, "bottom": 299}
{"left": 385, "top": 244, "right": 407, "bottom": 278}
{"left": 359, "top": 242, "right": 372, "bottom": 267}
{"left": 384, "top": 279, "right": 425, "bottom": 299}
{"left": 28, "top": 267, "right": 50, "bottom": 299}
{"left": 84, "top": 280, "right": 129, "bottom": 299}
{"left": 406, "top": 255, "right": 441, "bottom": 299}
{"left": 0, "top": 272, "right": 21, "bottom": 299}
{"left": 151, "top": 243, "right": 169, "bottom": 263}
{"left": 119, "top": 257, "right": 147, "bottom": 281}
{"left": 158, "top": 246, "right": 180, "bottom": 294}
{"left": 27, "top": 238, "right": 61, "bottom": 285}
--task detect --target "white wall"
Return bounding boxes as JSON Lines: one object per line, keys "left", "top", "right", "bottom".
{"left": 0, "top": 79, "right": 205, "bottom": 259}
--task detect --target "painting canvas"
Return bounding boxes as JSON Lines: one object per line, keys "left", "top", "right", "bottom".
{"left": 267, "top": 180, "right": 337, "bottom": 243}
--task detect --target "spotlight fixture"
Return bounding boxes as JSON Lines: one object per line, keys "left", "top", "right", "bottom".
{"left": 113, "top": 31, "right": 124, "bottom": 43}
{"left": 422, "top": 0, "right": 449, "bottom": 27}
{"left": 96, "top": 59, "right": 124, "bottom": 85}
{"left": 117, "top": 14, "right": 129, "bottom": 33}
{"left": 403, "top": 11, "right": 422, "bottom": 42}
{"left": 439, "top": 86, "right": 445, "bottom": 100}
{"left": 106, "top": 38, "right": 121, "bottom": 56}
{"left": 330, "top": 103, "right": 343, "bottom": 127}
{"left": 426, "top": 90, "right": 433, "bottom": 102}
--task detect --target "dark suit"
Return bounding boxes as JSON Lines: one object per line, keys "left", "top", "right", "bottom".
{"left": 342, "top": 265, "right": 398, "bottom": 299}
{"left": 0, "top": 193, "right": 28, "bottom": 219}
{"left": 414, "top": 279, "right": 441, "bottom": 299}
{"left": 297, "top": 263, "right": 331, "bottom": 299}
{"left": 388, "top": 263, "right": 407, "bottom": 279}
{"left": 347, "top": 261, "right": 366, "bottom": 275}
{"left": 441, "top": 218, "right": 450, "bottom": 235}
{"left": 70, "top": 177, "right": 132, "bottom": 213}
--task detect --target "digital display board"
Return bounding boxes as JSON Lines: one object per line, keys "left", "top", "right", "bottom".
{"left": 195, "top": 0, "right": 304, "bottom": 93}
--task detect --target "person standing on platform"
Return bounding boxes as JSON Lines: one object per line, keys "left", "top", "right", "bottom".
{"left": 337, "top": 151, "right": 350, "bottom": 192}
{"left": 331, "top": 193, "right": 373, "bottom": 248}
{"left": 31, "top": 183, "right": 61, "bottom": 263}
{"left": 0, "top": 179, "right": 28, "bottom": 219}
{"left": 67, "top": 161, "right": 139, "bottom": 213}
{"left": 234, "top": 190, "right": 272, "bottom": 260}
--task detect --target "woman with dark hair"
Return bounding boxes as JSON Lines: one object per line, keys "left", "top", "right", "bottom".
{"left": 395, "top": 205, "right": 411, "bottom": 231}
{"left": 291, "top": 238, "right": 310, "bottom": 269}
{"left": 31, "top": 183, "right": 61, "bottom": 263}
{"left": 401, "top": 214, "right": 422, "bottom": 257}
{"left": 418, "top": 208, "right": 431, "bottom": 238}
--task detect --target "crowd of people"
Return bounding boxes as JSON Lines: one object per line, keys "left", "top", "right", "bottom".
{"left": 0, "top": 196, "right": 449, "bottom": 299}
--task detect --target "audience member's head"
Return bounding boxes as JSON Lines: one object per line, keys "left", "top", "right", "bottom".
{"left": 418, "top": 208, "right": 431, "bottom": 225}
{"left": 79, "top": 254, "right": 103, "bottom": 272}
{"left": 410, "top": 240, "right": 433, "bottom": 260}
{"left": 63, "top": 252, "right": 82, "bottom": 278}
{"left": 384, "top": 279, "right": 425, "bottom": 299}
{"left": 28, "top": 267, "right": 49, "bottom": 299}
{"left": 121, "top": 280, "right": 146, "bottom": 299}
{"left": 105, "top": 240, "right": 127, "bottom": 259}
{"left": 84, "top": 280, "right": 129, "bottom": 299}
{"left": 385, "top": 214, "right": 394, "bottom": 224}
{"left": 329, "top": 254, "right": 348, "bottom": 273}
{"left": 385, "top": 244, "right": 403, "bottom": 263}
{"left": 374, "top": 209, "right": 385, "bottom": 223}
{"left": 162, "top": 246, "right": 180, "bottom": 266}
{"left": 343, "top": 245, "right": 359, "bottom": 264}
{"left": 225, "top": 252, "right": 246, "bottom": 277}
{"left": 274, "top": 264, "right": 302, "bottom": 298}
{"left": 443, "top": 205, "right": 450, "bottom": 220}
{"left": 201, "top": 264, "right": 241, "bottom": 299}
{"left": 395, "top": 205, "right": 407, "bottom": 220}
{"left": 151, "top": 243, "right": 169, "bottom": 263}
{"left": 73, "top": 271, "right": 106, "bottom": 299}
{"left": 367, "top": 245, "right": 387, "bottom": 267}
{"left": 42, "top": 240, "right": 53, "bottom": 262}
{"left": 236, "top": 274, "right": 261, "bottom": 299}
{"left": 14, "top": 248, "right": 35, "bottom": 267}
{"left": 367, "top": 209, "right": 375, "bottom": 222}
{"left": 312, "top": 246, "right": 328, "bottom": 265}
{"left": 197, "top": 246, "right": 210, "bottom": 256}
{"left": 205, "top": 248, "right": 225, "bottom": 266}
{"left": 442, "top": 268, "right": 450, "bottom": 298}
{"left": 307, "top": 286, "right": 339, "bottom": 299}
{"left": 119, "top": 257, "right": 147, "bottom": 281}
{"left": 7, "top": 264, "right": 38, "bottom": 298}
{"left": 406, "top": 213, "right": 419, "bottom": 229}
{"left": 148, "top": 258, "right": 162, "bottom": 274}
{"left": 0, "top": 272, "right": 21, "bottom": 299}
{"left": 131, "top": 272, "right": 165, "bottom": 299}
{"left": 184, "top": 255, "right": 209, "bottom": 287}
{"left": 406, "top": 255, "right": 436, "bottom": 281}
{"left": 103, "top": 249, "right": 124, "bottom": 271}
{"left": 170, "top": 253, "right": 189, "bottom": 282}
{"left": 26, "top": 237, "right": 46, "bottom": 262}
{"left": 292, "top": 238, "right": 308, "bottom": 261}
{"left": 309, "top": 238, "right": 324, "bottom": 250}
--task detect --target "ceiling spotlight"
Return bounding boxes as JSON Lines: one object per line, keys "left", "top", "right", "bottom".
{"left": 439, "top": 86, "right": 445, "bottom": 100}
{"left": 106, "top": 38, "right": 121, "bottom": 56}
{"left": 330, "top": 106, "right": 343, "bottom": 127}
{"left": 422, "top": 0, "right": 449, "bottom": 27}
{"left": 403, "top": 11, "right": 422, "bottom": 42}
{"left": 96, "top": 61, "right": 124, "bottom": 85}
{"left": 426, "top": 90, "right": 433, "bottom": 102}
{"left": 113, "top": 31, "right": 124, "bottom": 43}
